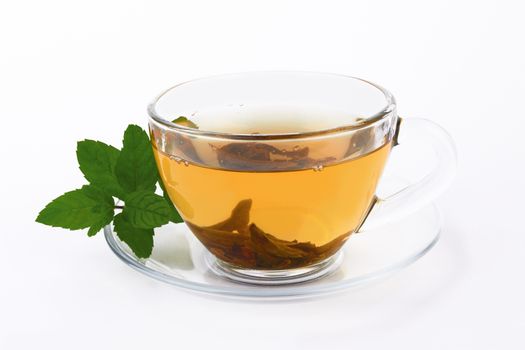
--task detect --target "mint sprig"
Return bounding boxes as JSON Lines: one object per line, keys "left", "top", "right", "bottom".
{"left": 36, "top": 124, "right": 183, "bottom": 258}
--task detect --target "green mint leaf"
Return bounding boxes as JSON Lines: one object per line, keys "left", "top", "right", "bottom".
{"left": 82, "top": 184, "right": 114, "bottom": 204}
{"left": 36, "top": 185, "right": 114, "bottom": 231}
{"left": 113, "top": 213, "right": 154, "bottom": 258}
{"left": 87, "top": 218, "right": 110, "bottom": 237}
{"left": 115, "top": 125, "right": 158, "bottom": 194}
{"left": 82, "top": 185, "right": 115, "bottom": 236}
{"left": 172, "top": 116, "right": 199, "bottom": 129}
{"left": 122, "top": 191, "right": 171, "bottom": 229}
{"left": 158, "top": 178, "right": 184, "bottom": 223}
{"left": 77, "top": 140, "right": 126, "bottom": 199}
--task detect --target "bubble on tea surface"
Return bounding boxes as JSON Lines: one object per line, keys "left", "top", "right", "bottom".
{"left": 313, "top": 164, "right": 324, "bottom": 172}
{"left": 183, "top": 160, "right": 189, "bottom": 167}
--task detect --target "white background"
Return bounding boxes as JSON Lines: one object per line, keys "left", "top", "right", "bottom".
{"left": 1, "top": 1, "right": 524, "bottom": 349}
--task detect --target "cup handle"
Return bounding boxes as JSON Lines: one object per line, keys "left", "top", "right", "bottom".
{"left": 357, "top": 117, "right": 457, "bottom": 232}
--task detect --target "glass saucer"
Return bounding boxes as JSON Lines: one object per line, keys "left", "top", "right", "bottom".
{"left": 104, "top": 203, "right": 441, "bottom": 299}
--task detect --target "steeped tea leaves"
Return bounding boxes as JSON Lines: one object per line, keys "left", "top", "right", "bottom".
{"left": 184, "top": 199, "right": 351, "bottom": 269}
{"left": 208, "top": 199, "right": 252, "bottom": 232}
{"left": 172, "top": 116, "right": 199, "bottom": 129}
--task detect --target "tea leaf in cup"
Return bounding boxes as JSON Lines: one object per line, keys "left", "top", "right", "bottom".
{"left": 208, "top": 199, "right": 252, "bottom": 232}
{"left": 249, "top": 224, "right": 308, "bottom": 259}
{"left": 172, "top": 116, "right": 199, "bottom": 129}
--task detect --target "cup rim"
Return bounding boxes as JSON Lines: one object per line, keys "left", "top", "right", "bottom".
{"left": 147, "top": 71, "right": 396, "bottom": 140}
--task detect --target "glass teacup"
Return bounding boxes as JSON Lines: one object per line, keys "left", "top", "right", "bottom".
{"left": 148, "top": 72, "right": 456, "bottom": 284}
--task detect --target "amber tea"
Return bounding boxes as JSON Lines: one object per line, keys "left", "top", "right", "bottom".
{"left": 152, "top": 116, "right": 392, "bottom": 270}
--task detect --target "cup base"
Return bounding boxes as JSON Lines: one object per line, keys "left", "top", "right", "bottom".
{"left": 205, "top": 251, "right": 344, "bottom": 285}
